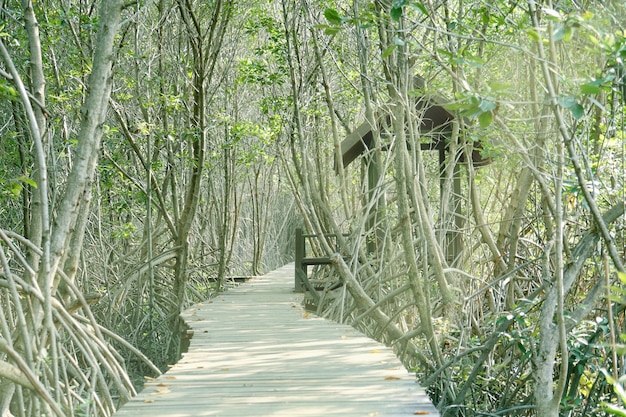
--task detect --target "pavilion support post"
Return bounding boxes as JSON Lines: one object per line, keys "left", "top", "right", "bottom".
{"left": 365, "top": 149, "right": 385, "bottom": 257}
{"left": 450, "top": 162, "right": 464, "bottom": 266}
{"left": 294, "top": 228, "right": 306, "bottom": 292}
{"left": 438, "top": 142, "right": 463, "bottom": 267}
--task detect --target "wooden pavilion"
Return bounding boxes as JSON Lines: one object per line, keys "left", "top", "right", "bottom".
{"left": 336, "top": 93, "right": 490, "bottom": 265}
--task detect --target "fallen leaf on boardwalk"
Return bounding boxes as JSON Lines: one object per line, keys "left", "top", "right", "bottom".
{"left": 340, "top": 335, "right": 348, "bottom": 339}
{"left": 221, "top": 368, "right": 230, "bottom": 371}
{"left": 164, "top": 376, "right": 176, "bottom": 380}
{"left": 196, "top": 366, "right": 204, "bottom": 369}
{"left": 155, "top": 387, "right": 171, "bottom": 394}
{"left": 144, "top": 399, "right": 154, "bottom": 403}
{"left": 144, "top": 376, "right": 156, "bottom": 381}
{"left": 370, "top": 349, "right": 381, "bottom": 353}
{"left": 414, "top": 412, "right": 431, "bottom": 415}
{"left": 157, "top": 383, "right": 169, "bottom": 387}
{"left": 367, "top": 412, "right": 380, "bottom": 416}
{"left": 302, "top": 312, "right": 310, "bottom": 318}
{"left": 384, "top": 376, "right": 401, "bottom": 380}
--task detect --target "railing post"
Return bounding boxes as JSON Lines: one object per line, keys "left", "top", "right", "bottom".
{"left": 294, "top": 228, "right": 306, "bottom": 292}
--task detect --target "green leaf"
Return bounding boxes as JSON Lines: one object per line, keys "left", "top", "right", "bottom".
{"left": 557, "top": 95, "right": 577, "bottom": 109}
{"left": 391, "top": 0, "right": 407, "bottom": 20}
{"left": 381, "top": 45, "right": 397, "bottom": 59}
{"left": 313, "top": 23, "right": 340, "bottom": 35}
{"left": 393, "top": 36, "right": 406, "bottom": 46}
{"left": 436, "top": 48, "right": 454, "bottom": 59}
{"left": 18, "top": 175, "right": 37, "bottom": 188}
{"left": 324, "top": 8, "right": 342, "bottom": 26}
{"left": 459, "top": 104, "right": 481, "bottom": 118}
{"left": 558, "top": 95, "right": 584, "bottom": 119}
{"left": 563, "top": 25, "right": 574, "bottom": 41}
{"left": 526, "top": 28, "right": 541, "bottom": 42}
{"left": 552, "top": 25, "right": 566, "bottom": 41}
{"left": 0, "top": 80, "right": 18, "bottom": 100}
{"left": 488, "top": 81, "right": 512, "bottom": 92}
{"left": 582, "top": 11, "right": 594, "bottom": 20}
{"left": 604, "top": 404, "right": 626, "bottom": 417}
{"left": 553, "top": 25, "right": 573, "bottom": 42}
{"left": 569, "top": 103, "right": 584, "bottom": 119}
{"left": 479, "top": 99, "right": 496, "bottom": 112}
{"left": 390, "top": 6, "right": 403, "bottom": 21}
{"left": 411, "top": 2, "right": 429, "bottom": 16}
{"left": 580, "top": 83, "right": 602, "bottom": 94}
{"left": 464, "top": 55, "right": 485, "bottom": 68}
{"left": 9, "top": 182, "right": 22, "bottom": 197}
{"left": 543, "top": 8, "right": 562, "bottom": 20}
{"left": 478, "top": 110, "right": 493, "bottom": 128}
{"left": 443, "top": 102, "right": 470, "bottom": 111}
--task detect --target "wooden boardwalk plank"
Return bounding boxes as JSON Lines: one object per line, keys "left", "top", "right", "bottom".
{"left": 113, "top": 264, "right": 439, "bottom": 417}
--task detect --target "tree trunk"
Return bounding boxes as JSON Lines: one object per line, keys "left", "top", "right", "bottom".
{"left": 22, "top": 0, "right": 46, "bottom": 266}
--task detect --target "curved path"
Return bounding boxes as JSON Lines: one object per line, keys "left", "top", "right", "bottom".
{"left": 113, "top": 264, "right": 438, "bottom": 416}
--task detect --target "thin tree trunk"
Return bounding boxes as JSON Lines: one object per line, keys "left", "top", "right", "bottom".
{"left": 0, "top": 1, "right": 125, "bottom": 413}
{"left": 354, "top": 0, "right": 387, "bottom": 257}
{"left": 172, "top": 0, "right": 232, "bottom": 317}
{"left": 306, "top": 2, "right": 351, "bottom": 221}
{"left": 48, "top": 0, "right": 124, "bottom": 290}
{"left": 22, "top": 0, "right": 46, "bottom": 266}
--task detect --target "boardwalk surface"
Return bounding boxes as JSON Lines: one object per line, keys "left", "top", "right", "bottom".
{"left": 113, "top": 264, "right": 439, "bottom": 416}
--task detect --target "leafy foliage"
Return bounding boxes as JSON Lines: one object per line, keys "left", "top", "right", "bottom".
{"left": 0, "top": 1, "right": 624, "bottom": 416}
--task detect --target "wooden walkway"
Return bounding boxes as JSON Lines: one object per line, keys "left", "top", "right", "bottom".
{"left": 113, "top": 264, "right": 438, "bottom": 416}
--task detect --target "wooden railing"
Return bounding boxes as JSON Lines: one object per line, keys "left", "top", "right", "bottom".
{"left": 294, "top": 228, "right": 345, "bottom": 293}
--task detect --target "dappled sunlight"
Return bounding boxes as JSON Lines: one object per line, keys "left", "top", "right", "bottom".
{"left": 113, "top": 265, "right": 437, "bottom": 416}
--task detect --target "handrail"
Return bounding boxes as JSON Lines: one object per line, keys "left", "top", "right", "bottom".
{"left": 294, "top": 228, "right": 344, "bottom": 294}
